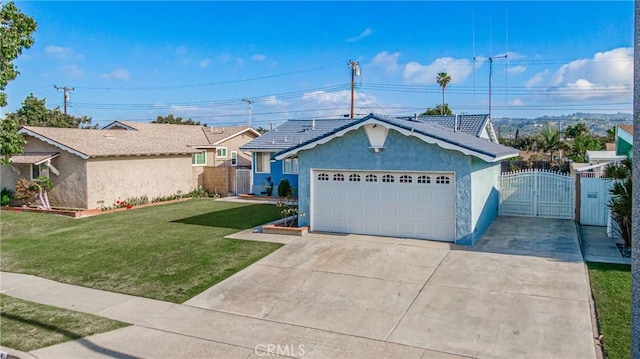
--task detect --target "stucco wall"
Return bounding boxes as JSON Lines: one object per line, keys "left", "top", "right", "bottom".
{"left": 86, "top": 155, "right": 192, "bottom": 209}
{"left": 297, "top": 128, "right": 477, "bottom": 244}
{"left": 0, "top": 137, "right": 88, "bottom": 209}
{"left": 252, "top": 154, "right": 298, "bottom": 196}
{"left": 470, "top": 157, "right": 501, "bottom": 243}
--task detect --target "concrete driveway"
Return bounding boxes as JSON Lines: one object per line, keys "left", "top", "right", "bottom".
{"left": 185, "top": 216, "right": 596, "bottom": 358}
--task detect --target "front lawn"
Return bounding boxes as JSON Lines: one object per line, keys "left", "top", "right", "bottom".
{"left": 587, "top": 262, "right": 631, "bottom": 359}
{"left": 1, "top": 200, "right": 283, "bottom": 303}
{"left": 0, "top": 294, "right": 128, "bottom": 352}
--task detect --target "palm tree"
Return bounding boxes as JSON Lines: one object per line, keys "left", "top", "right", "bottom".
{"left": 436, "top": 72, "right": 452, "bottom": 115}
{"left": 603, "top": 158, "right": 632, "bottom": 247}
{"left": 535, "top": 122, "right": 566, "bottom": 160}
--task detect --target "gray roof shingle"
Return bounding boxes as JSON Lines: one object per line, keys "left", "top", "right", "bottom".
{"left": 274, "top": 113, "right": 518, "bottom": 162}
{"left": 240, "top": 118, "right": 356, "bottom": 151}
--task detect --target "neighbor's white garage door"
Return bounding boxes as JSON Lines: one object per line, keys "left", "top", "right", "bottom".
{"left": 312, "top": 170, "right": 455, "bottom": 241}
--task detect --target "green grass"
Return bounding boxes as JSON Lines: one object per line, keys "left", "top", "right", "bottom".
{"left": 1, "top": 199, "right": 283, "bottom": 303}
{"left": 0, "top": 294, "right": 128, "bottom": 352}
{"left": 587, "top": 262, "right": 631, "bottom": 359}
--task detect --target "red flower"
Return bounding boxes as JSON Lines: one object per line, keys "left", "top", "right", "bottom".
{"left": 126, "top": 205, "right": 132, "bottom": 209}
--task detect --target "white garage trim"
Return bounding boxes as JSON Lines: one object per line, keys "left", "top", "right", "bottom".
{"left": 311, "top": 169, "right": 456, "bottom": 242}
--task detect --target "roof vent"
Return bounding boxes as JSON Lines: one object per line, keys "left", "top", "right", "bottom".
{"left": 284, "top": 136, "right": 288, "bottom": 142}
{"left": 272, "top": 139, "right": 275, "bottom": 144}
{"left": 312, "top": 119, "right": 316, "bottom": 130}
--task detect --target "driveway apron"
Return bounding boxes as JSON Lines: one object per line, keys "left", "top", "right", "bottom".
{"left": 186, "top": 217, "right": 595, "bottom": 358}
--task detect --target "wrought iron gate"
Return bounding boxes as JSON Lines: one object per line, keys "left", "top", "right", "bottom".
{"left": 499, "top": 170, "right": 575, "bottom": 219}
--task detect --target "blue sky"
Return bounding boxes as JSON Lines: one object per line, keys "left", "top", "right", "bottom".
{"left": 3, "top": 1, "right": 634, "bottom": 128}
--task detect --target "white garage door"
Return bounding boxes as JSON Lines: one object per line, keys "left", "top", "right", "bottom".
{"left": 312, "top": 170, "right": 455, "bottom": 242}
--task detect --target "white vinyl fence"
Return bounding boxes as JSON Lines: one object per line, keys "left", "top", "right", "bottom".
{"left": 499, "top": 169, "right": 575, "bottom": 219}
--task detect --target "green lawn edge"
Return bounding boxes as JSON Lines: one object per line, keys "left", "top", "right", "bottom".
{"left": 587, "top": 261, "right": 631, "bottom": 359}
{"left": 0, "top": 294, "right": 129, "bottom": 352}
{"left": 1, "top": 199, "right": 284, "bottom": 303}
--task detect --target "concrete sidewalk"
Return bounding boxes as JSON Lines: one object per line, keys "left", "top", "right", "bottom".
{"left": 579, "top": 225, "right": 631, "bottom": 265}
{"left": 0, "top": 271, "right": 458, "bottom": 359}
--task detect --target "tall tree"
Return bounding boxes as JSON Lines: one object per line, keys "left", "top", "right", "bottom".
{"left": 436, "top": 72, "right": 451, "bottom": 115}
{"left": 0, "top": 2, "right": 37, "bottom": 107}
{"left": 7, "top": 94, "right": 93, "bottom": 128}
{"left": 564, "top": 122, "right": 590, "bottom": 139}
{"left": 0, "top": 116, "right": 25, "bottom": 164}
{"left": 152, "top": 114, "right": 204, "bottom": 126}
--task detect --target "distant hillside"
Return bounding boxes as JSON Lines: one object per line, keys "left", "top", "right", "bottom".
{"left": 492, "top": 112, "right": 633, "bottom": 138}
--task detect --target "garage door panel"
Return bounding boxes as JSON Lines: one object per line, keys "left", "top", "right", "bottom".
{"left": 313, "top": 170, "right": 455, "bottom": 242}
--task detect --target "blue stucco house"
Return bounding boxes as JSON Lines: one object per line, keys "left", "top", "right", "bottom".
{"left": 240, "top": 118, "right": 354, "bottom": 196}
{"left": 272, "top": 113, "right": 518, "bottom": 245}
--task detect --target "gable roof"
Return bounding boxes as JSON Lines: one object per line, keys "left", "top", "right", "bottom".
{"left": 103, "top": 121, "right": 259, "bottom": 147}
{"left": 274, "top": 113, "right": 518, "bottom": 163}
{"left": 19, "top": 126, "right": 203, "bottom": 159}
{"left": 240, "top": 118, "right": 355, "bottom": 151}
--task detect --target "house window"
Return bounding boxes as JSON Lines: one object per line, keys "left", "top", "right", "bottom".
{"left": 399, "top": 175, "right": 412, "bottom": 183}
{"left": 255, "top": 152, "right": 271, "bottom": 173}
{"left": 333, "top": 173, "right": 345, "bottom": 181}
{"left": 31, "top": 163, "right": 49, "bottom": 180}
{"left": 382, "top": 174, "right": 395, "bottom": 183}
{"left": 349, "top": 174, "right": 361, "bottom": 182}
{"left": 283, "top": 157, "right": 299, "bottom": 174}
{"left": 365, "top": 174, "right": 377, "bottom": 182}
{"left": 192, "top": 151, "right": 206, "bottom": 166}
{"left": 318, "top": 173, "right": 329, "bottom": 181}
{"left": 216, "top": 147, "right": 228, "bottom": 158}
{"left": 436, "top": 176, "right": 450, "bottom": 184}
{"left": 231, "top": 151, "right": 238, "bottom": 166}
{"left": 417, "top": 175, "right": 431, "bottom": 184}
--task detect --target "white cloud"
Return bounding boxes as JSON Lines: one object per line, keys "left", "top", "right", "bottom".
{"left": 403, "top": 57, "right": 474, "bottom": 84}
{"left": 218, "top": 54, "right": 231, "bottom": 63}
{"left": 509, "top": 99, "right": 526, "bottom": 106}
{"left": 44, "top": 45, "right": 83, "bottom": 60}
{"left": 263, "top": 95, "right": 289, "bottom": 107}
{"left": 507, "top": 65, "right": 527, "bottom": 74}
{"left": 525, "top": 47, "right": 632, "bottom": 100}
{"left": 199, "top": 58, "right": 211, "bottom": 68}
{"left": 252, "top": 54, "right": 266, "bottom": 61}
{"left": 526, "top": 69, "right": 549, "bottom": 88}
{"left": 346, "top": 27, "right": 373, "bottom": 42}
{"left": 60, "top": 64, "right": 84, "bottom": 79}
{"left": 371, "top": 51, "right": 400, "bottom": 73}
{"left": 100, "top": 68, "right": 130, "bottom": 81}
{"left": 301, "top": 90, "right": 378, "bottom": 118}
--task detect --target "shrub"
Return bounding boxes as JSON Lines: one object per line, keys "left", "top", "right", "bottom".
{"left": 1, "top": 187, "right": 14, "bottom": 206}
{"left": 278, "top": 179, "right": 293, "bottom": 198}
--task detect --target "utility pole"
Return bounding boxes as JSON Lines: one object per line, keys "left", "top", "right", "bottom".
{"left": 242, "top": 98, "right": 253, "bottom": 126}
{"left": 54, "top": 85, "right": 74, "bottom": 115}
{"left": 348, "top": 60, "right": 360, "bottom": 119}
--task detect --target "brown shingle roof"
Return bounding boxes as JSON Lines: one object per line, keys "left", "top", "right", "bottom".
{"left": 19, "top": 123, "right": 257, "bottom": 158}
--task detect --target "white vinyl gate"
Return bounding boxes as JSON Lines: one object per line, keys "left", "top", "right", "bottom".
{"left": 235, "top": 169, "right": 251, "bottom": 195}
{"left": 579, "top": 176, "right": 612, "bottom": 226}
{"left": 499, "top": 170, "right": 575, "bottom": 219}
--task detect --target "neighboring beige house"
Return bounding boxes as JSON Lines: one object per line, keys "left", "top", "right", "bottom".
{"left": 0, "top": 122, "right": 259, "bottom": 209}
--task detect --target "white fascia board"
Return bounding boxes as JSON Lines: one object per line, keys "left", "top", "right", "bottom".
{"left": 18, "top": 128, "right": 89, "bottom": 159}
{"left": 275, "top": 118, "right": 502, "bottom": 162}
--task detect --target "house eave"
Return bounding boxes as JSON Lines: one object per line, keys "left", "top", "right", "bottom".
{"left": 18, "top": 128, "right": 90, "bottom": 160}
{"left": 274, "top": 117, "right": 514, "bottom": 163}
